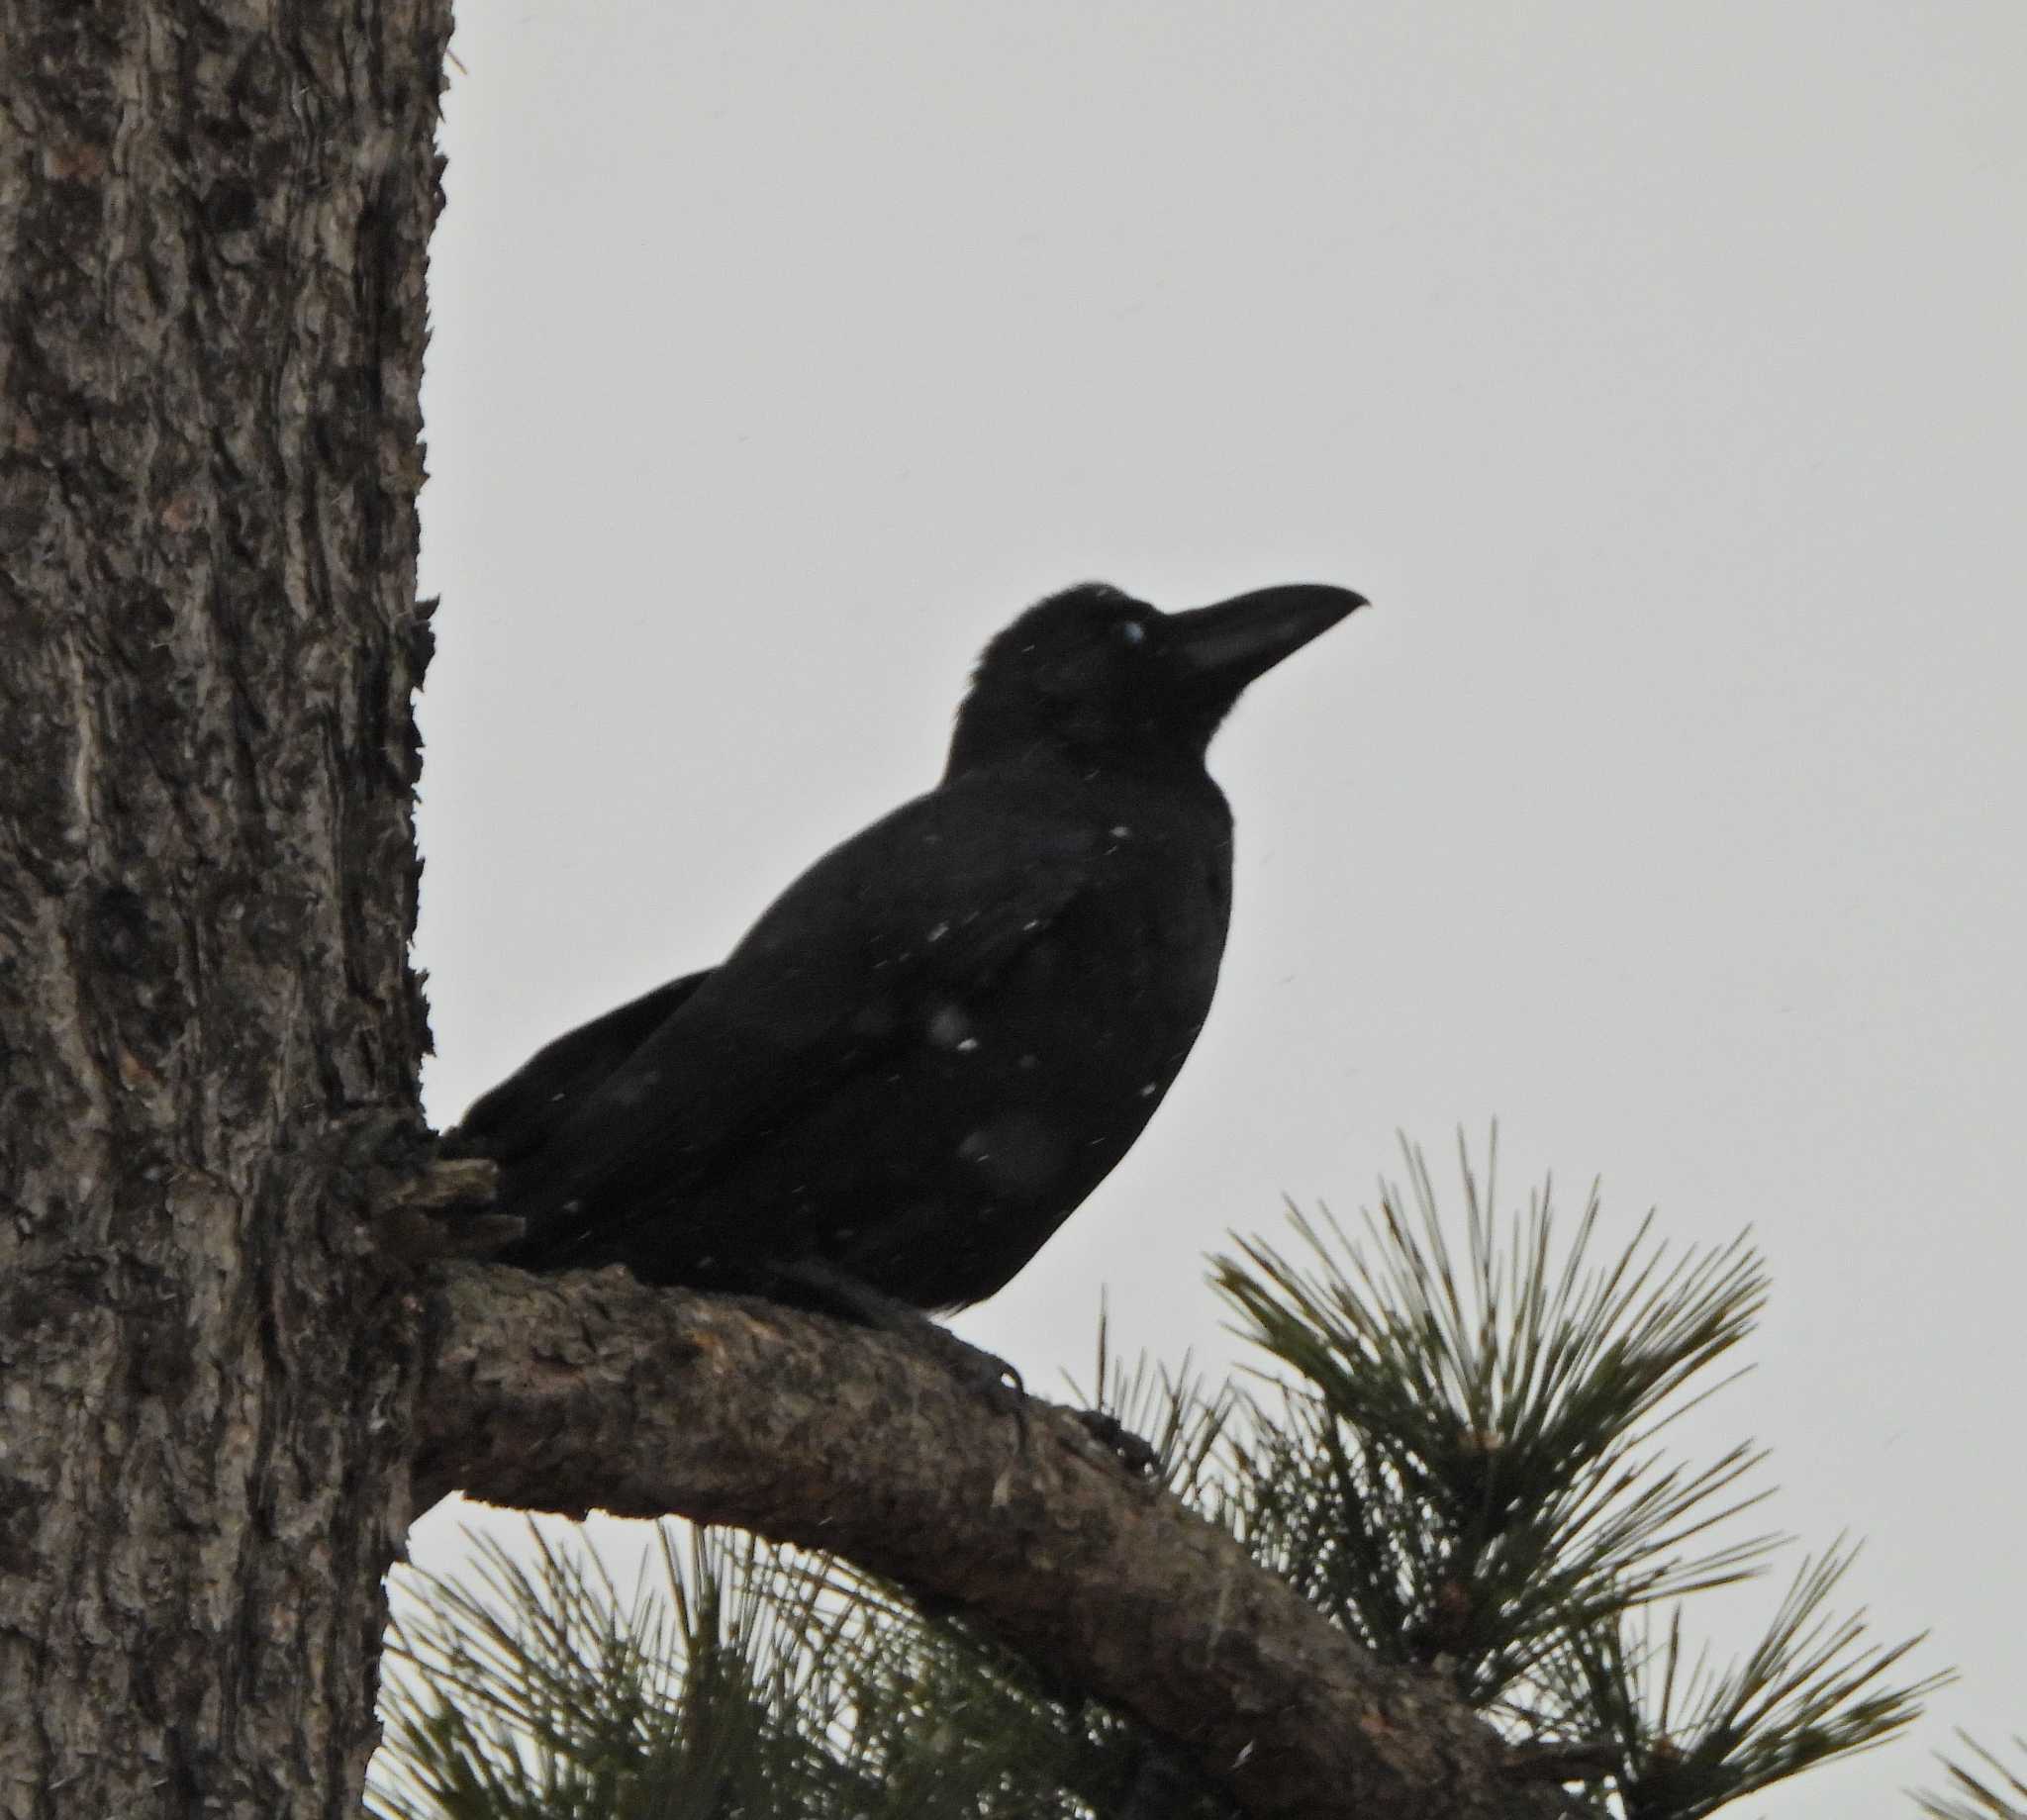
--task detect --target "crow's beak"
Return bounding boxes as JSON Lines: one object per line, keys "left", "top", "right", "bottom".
{"left": 1168, "top": 584, "right": 1367, "bottom": 698}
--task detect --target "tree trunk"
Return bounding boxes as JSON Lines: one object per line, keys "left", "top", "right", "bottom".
{"left": 0, "top": 3, "right": 446, "bottom": 1815}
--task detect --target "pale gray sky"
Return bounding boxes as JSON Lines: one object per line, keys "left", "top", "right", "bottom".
{"left": 407, "top": 4, "right": 2026, "bottom": 1807}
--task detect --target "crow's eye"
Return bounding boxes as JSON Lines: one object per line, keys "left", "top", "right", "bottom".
{"left": 1118, "top": 621, "right": 1147, "bottom": 646}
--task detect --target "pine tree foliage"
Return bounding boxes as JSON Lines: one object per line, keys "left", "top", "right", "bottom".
{"left": 1918, "top": 1736, "right": 2027, "bottom": 1820}
{"left": 1526, "top": 1548, "right": 1943, "bottom": 1817}
{"left": 373, "top": 1520, "right": 1116, "bottom": 1820}
{"left": 1217, "top": 1139, "right": 1778, "bottom": 1709}
{"left": 375, "top": 1136, "right": 1946, "bottom": 1819}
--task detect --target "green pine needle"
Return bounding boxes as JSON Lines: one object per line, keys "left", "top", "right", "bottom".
{"left": 372, "top": 1517, "right": 1234, "bottom": 1820}
{"left": 1528, "top": 1544, "right": 1948, "bottom": 1818}
{"left": 372, "top": 1523, "right": 872, "bottom": 1820}
{"left": 1918, "top": 1733, "right": 2027, "bottom": 1820}
{"left": 1214, "top": 1131, "right": 1779, "bottom": 1702}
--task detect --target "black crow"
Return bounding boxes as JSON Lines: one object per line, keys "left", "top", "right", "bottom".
{"left": 444, "top": 580, "right": 1363, "bottom": 1317}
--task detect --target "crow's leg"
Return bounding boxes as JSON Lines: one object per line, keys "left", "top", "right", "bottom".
{"left": 768, "top": 1258, "right": 1028, "bottom": 1438}
{"left": 767, "top": 1264, "right": 1160, "bottom": 1481}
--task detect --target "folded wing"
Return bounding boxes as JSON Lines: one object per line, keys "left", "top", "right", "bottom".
{"left": 489, "top": 779, "right": 1102, "bottom": 1270}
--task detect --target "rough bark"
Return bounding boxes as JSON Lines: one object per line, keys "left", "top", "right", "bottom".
{"left": 418, "top": 1265, "right": 1568, "bottom": 1820}
{"left": 0, "top": 3, "right": 446, "bottom": 1816}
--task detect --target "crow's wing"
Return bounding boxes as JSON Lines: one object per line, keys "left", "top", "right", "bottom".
{"left": 441, "top": 970, "right": 712, "bottom": 1166}
{"left": 499, "top": 779, "right": 1103, "bottom": 1260}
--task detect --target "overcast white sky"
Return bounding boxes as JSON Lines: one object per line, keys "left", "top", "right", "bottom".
{"left": 404, "top": 4, "right": 2026, "bottom": 1808}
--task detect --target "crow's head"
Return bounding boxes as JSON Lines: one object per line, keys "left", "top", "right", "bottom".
{"left": 947, "top": 580, "right": 1365, "bottom": 778}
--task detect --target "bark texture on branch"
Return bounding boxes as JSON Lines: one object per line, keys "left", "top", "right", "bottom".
{"left": 419, "top": 1264, "right": 1564, "bottom": 1820}
{"left": 0, "top": 4, "right": 447, "bottom": 1815}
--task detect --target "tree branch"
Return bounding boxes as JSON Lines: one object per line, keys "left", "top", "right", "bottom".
{"left": 415, "top": 1262, "right": 1569, "bottom": 1820}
